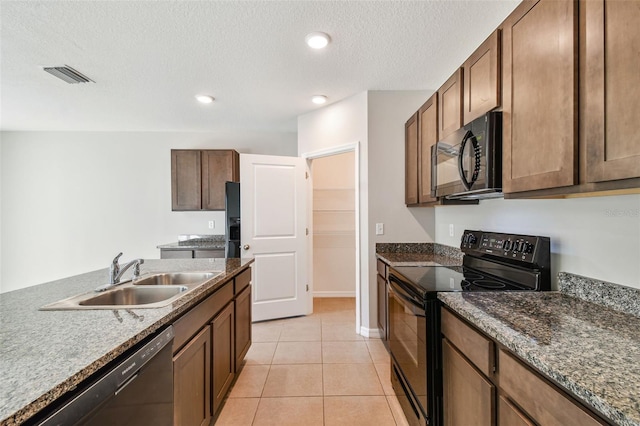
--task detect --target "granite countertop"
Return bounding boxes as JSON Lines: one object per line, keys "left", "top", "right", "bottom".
{"left": 376, "top": 242, "right": 464, "bottom": 267}
{"left": 156, "top": 241, "right": 226, "bottom": 250}
{"left": 157, "top": 235, "right": 226, "bottom": 250}
{"left": 0, "top": 257, "right": 253, "bottom": 425}
{"left": 439, "top": 278, "right": 640, "bottom": 426}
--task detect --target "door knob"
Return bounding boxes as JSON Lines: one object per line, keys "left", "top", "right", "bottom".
{"left": 243, "top": 244, "right": 250, "bottom": 250}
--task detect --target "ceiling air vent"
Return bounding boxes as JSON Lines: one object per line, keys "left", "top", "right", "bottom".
{"left": 43, "top": 65, "right": 94, "bottom": 84}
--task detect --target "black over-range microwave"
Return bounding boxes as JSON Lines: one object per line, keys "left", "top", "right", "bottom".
{"left": 431, "top": 111, "right": 502, "bottom": 200}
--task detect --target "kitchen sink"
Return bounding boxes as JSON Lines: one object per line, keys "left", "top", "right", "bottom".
{"left": 133, "top": 272, "right": 218, "bottom": 286}
{"left": 79, "top": 286, "right": 188, "bottom": 306}
{"left": 40, "top": 271, "right": 223, "bottom": 310}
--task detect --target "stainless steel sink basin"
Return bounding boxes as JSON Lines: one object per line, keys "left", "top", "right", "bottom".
{"left": 133, "top": 272, "right": 218, "bottom": 286}
{"left": 79, "top": 286, "right": 188, "bottom": 306}
{"left": 40, "top": 271, "right": 223, "bottom": 310}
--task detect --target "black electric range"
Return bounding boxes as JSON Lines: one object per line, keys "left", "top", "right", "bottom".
{"left": 388, "top": 230, "right": 551, "bottom": 426}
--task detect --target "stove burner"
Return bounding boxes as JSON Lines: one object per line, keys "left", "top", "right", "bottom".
{"left": 470, "top": 280, "right": 506, "bottom": 289}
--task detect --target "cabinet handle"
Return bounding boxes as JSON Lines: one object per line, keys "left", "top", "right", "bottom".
{"left": 243, "top": 245, "right": 250, "bottom": 250}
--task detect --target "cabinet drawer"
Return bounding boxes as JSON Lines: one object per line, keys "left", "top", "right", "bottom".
{"left": 498, "top": 349, "right": 604, "bottom": 426}
{"left": 173, "top": 280, "right": 234, "bottom": 353}
{"left": 234, "top": 267, "right": 251, "bottom": 294}
{"left": 441, "top": 308, "right": 494, "bottom": 377}
{"left": 376, "top": 259, "right": 387, "bottom": 279}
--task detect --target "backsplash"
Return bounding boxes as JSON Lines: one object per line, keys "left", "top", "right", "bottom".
{"left": 375, "top": 242, "right": 463, "bottom": 261}
{"left": 559, "top": 272, "right": 640, "bottom": 318}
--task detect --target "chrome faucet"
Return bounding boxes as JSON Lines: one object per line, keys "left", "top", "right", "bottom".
{"left": 95, "top": 253, "right": 144, "bottom": 292}
{"left": 110, "top": 252, "right": 144, "bottom": 284}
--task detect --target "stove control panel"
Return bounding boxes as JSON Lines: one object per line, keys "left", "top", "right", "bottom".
{"left": 461, "top": 230, "right": 550, "bottom": 266}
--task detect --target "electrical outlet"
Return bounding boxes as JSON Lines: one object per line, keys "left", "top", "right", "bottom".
{"left": 449, "top": 224, "right": 454, "bottom": 237}
{"left": 208, "top": 220, "right": 215, "bottom": 229}
{"left": 375, "top": 223, "right": 384, "bottom": 235}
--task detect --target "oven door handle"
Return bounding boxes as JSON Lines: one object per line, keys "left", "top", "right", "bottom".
{"left": 388, "top": 276, "right": 426, "bottom": 317}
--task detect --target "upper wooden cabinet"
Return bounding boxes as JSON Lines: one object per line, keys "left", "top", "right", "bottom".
{"left": 582, "top": 0, "right": 640, "bottom": 183}
{"left": 171, "top": 149, "right": 239, "bottom": 211}
{"left": 502, "top": 0, "right": 578, "bottom": 194}
{"left": 463, "top": 30, "right": 501, "bottom": 125}
{"left": 405, "top": 112, "right": 419, "bottom": 205}
{"left": 418, "top": 94, "right": 439, "bottom": 204}
{"left": 405, "top": 94, "right": 478, "bottom": 207}
{"left": 438, "top": 68, "right": 464, "bottom": 140}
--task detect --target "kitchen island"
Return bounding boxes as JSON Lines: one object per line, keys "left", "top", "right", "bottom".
{"left": 0, "top": 257, "right": 253, "bottom": 425}
{"left": 439, "top": 273, "right": 640, "bottom": 426}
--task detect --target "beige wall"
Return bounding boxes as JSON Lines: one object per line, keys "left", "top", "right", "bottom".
{"left": 298, "top": 90, "right": 433, "bottom": 333}
{"left": 435, "top": 195, "right": 640, "bottom": 290}
{"left": 312, "top": 152, "right": 356, "bottom": 297}
{"left": 0, "top": 130, "right": 296, "bottom": 293}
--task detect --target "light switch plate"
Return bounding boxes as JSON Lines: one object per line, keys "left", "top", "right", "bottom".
{"left": 449, "top": 224, "right": 454, "bottom": 237}
{"left": 376, "top": 223, "right": 384, "bottom": 235}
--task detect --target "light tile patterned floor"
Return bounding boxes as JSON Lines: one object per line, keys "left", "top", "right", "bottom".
{"left": 215, "top": 298, "right": 409, "bottom": 426}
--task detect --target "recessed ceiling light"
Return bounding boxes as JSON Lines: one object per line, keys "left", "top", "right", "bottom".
{"left": 311, "top": 95, "right": 327, "bottom": 105}
{"left": 195, "top": 95, "right": 214, "bottom": 104}
{"left": 305, "top": 32, "right": 331, "bottom": 49}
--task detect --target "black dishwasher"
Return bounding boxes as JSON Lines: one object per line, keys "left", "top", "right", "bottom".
{"left": 34, "top": 325, "right": 174, "bottom": 426}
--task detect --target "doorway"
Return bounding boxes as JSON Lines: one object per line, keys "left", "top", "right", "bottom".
{"left": 304, "top": 143, "right": 360, "bottom": 334}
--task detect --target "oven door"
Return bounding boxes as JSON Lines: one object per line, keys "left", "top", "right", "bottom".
{"left": 388, "top": 276, "right": 428, "bottom": 424}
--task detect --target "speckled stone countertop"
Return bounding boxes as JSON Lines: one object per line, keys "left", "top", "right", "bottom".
{"left": 157, "top": 235, "right": 226, "bottom": 250}
{"left": 376, "top": 242, "right": 463, "bottom": 266}
{"left": 438, "top": 273, "right": 640, "bottom": 426}
{"left": 0, "top": 257, "right": 253, "bottom": 425}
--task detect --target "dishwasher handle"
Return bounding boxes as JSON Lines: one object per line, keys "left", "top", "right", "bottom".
{"left": 38, "top": 325, "right": 174, "bottom": 426}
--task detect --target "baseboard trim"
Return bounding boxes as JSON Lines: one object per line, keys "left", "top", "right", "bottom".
{"left": 313, "top": 291, "right": 356, "bottom": 298}
{"left": 360, "top": 326, "right": 382, "bottom": 338}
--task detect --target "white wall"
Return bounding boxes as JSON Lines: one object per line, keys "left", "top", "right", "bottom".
{"left": 435, "top": 195, "right": 640, "bottom": 289}
{"left": 298, "top": 90, "right": 434, "bottom": 331}
{"left": 0, "top": 130, "right": 296, "bottom": 293}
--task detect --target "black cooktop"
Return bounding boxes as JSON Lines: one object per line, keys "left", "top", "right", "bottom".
{"left": 391, "top": 264, "right": 531, "bottom": 300}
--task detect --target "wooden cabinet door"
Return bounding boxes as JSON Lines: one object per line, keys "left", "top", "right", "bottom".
{"left": 438, "top": 68, "right": 463, "bottom": 139}
{"left": 202, "top": 150, "right": 239, "bottom": 210}
{"left": 502, "top": 0, "right": 578, "bottom": 193}
{"left": 171, "top": 150, "right": 202, "bottom": 211}
{"left": 211, "top": 301, "right": 235, "bottom": 415}
{"left": 173, "top": 326, "right": 211, "bottom": 426}
{"left": 583, "top": 0, "right": 640, "bottom": 182}
{"left": 498, "top": 395, "right": 535, "bottom": 426}
{"left": 376, "top": 274, "right": 387, "bottom": 341}
{"left": 405, "top": 112, "right": 419, "bottom": 205}
{"left": 443, "top": 339, "right": 495, "bottom": 426}
{"left": 235, "top": 284, "right": 252, "bottom": 370}
{"left": 418, "top": 94, "right": 439, "bottom": 203}
{"left": 463, "top": 30, "right": 501, "bottom": 125}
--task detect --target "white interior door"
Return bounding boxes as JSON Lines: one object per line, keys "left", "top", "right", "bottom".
{"left": 240, "top": 153, "right": 309, "bottom": 322}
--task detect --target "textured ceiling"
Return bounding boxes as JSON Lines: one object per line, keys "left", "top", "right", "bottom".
{"left": 1, "top": 0, "right": 520, "bottom": 132}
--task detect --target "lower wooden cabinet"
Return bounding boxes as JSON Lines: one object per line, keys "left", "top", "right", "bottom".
{"left": 172, "top": 267, "right": 253, "bottom": 422}
{"left": 442, "top": 307, "right": 607, "bottom": 426}
{"left": 212, "top": 302, "right": 235, "bottom": 415}
{"left": 173, "top": 326, "right": 211, "bottom": 426}
{"left": 376, "top": 259, "right": 388, "bottom": 347}
{"left": 498, "top": 395, "right": 534, "bottom": 426}
{"left": 443, "top": 339, "right": 495, "bottom": 426}
{"left": 235, "top": 284, "right": 252, "bottom": 369}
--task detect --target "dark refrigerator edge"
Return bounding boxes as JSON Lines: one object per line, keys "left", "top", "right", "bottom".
{"left": 225, "top": 182, "right": 241, "bottom": 258}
